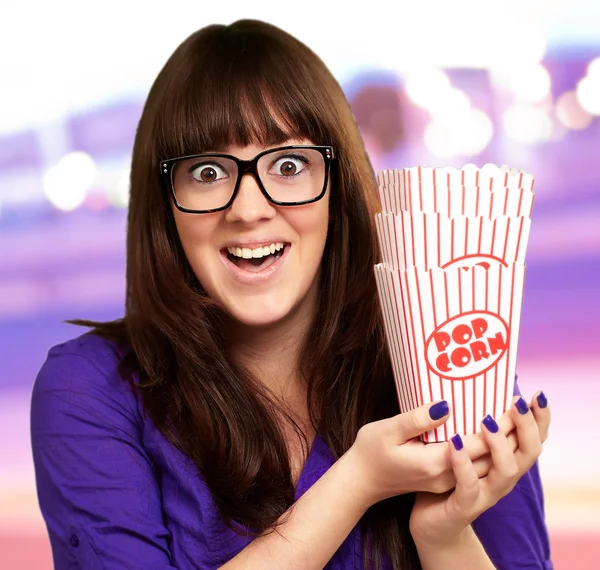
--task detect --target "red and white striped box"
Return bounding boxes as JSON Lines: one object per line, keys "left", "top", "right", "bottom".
{"left": 375, "top": 212, "right": 531, "bottom": 272}
{"left": 374, "top": 164, "right": 535, "bottom": 441}
{"left": 376, "top": 164, "right": 535, "bottom": 218}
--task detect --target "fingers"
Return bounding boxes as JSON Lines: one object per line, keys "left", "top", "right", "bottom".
{"left": 530, "top": 391, "right": 550, "bottom": 443}
{"left": 479, "top": 415, "right": 519, "bottom": 498}
{"left": 393, "top": 400, "right": 451, "bottom": 443}
{"left": 447, "top": 434, "right": 480, "bottom": 519}
{"left": 511, "top": 395, "right": 543, "bottom": 472}
{"left": 463, "top": 427, "right": 518, "bottom": 463}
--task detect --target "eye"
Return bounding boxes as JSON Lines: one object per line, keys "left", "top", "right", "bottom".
{"left": 271, "top": 155, "right": 308, "bottom": 177}
{"left": 189, "top": 162, "right": 228, "bottom": 183}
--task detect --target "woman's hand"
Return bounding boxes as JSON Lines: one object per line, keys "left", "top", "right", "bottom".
{"left": 408, "top": 391, "right": 551, "bottom": 550}
{"left": 345, "top": 392, "right": 548, "bottom": 506}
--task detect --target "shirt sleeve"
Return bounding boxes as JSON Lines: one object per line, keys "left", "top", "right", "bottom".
{"left": 30, "top": 344, "right": 181, "bottom": 570}
{"left": 472, "top": 461, "right": 553, "bottom": 570}
{"left": 471, "top": 378, "right": 553, "bottom": 569}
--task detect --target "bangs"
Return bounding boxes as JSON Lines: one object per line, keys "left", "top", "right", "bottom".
{"left": 155, "top": 24, "right": 336, "bottom": 160}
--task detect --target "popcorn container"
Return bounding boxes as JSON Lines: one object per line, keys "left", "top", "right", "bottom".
{"left": 374, "top": 165, "right": 534, "bottom": 442}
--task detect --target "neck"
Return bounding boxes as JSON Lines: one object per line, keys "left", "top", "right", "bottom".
{"left": 225, "top": 283, "right": 319, "bottom": 401}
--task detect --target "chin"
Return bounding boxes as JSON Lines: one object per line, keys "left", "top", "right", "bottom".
{"left": 226, "top": 297, "right": 296, "bottom": 328}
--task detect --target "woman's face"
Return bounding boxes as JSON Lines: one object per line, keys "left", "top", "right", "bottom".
{"left": 172, "top": 139, "right": 330, "bottom": 328}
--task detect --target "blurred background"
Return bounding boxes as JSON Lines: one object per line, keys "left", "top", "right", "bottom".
{"left": 1, "top": 0, "right": 599, "bottom": 567}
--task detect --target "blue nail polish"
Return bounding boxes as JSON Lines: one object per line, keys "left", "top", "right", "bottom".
{"left": 429, "top": 400, "right": 449, "bottom": 420}
{"left": 515, "top": 396, "right": 529, "bottom": 415}
{"left": 537, "top": 392, "right": 548, "bottom": 409}
{"left": 451, "top": 434, "right": 463, "bottom": 450}
{"left": 482, "top": 415, "right": 499, "bottom": 433}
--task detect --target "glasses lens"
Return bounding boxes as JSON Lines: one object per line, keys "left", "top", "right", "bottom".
{"left": 170, "top": 148, "right": 327, "bottom": 211}
{"left": 172, "top": 156, "right": 238, "bottom": 211}
{"left": 257, "top": 148, "right": 326, "bottom": 204}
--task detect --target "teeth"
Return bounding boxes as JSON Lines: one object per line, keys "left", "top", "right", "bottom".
{"left": 227, "top": 242, "right": 285, "bottom": 258}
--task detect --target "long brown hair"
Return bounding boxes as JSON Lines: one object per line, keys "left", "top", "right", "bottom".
{"left": 79, "top": 20, "right": 420, "bottom": 569}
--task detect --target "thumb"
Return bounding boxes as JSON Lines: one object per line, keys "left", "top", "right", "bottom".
{"left": 393, "top": 400, "right": 450, "bottom": 443}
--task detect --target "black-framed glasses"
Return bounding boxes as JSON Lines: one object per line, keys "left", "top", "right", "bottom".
{"left": 159, "top": 145, "right": 335, "bottom": 214}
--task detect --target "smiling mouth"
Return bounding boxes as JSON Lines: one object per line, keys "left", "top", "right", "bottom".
{"left": 224, "top": 243, "right": 289, "bottom": 273}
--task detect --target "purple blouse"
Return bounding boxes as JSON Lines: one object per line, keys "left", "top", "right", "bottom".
{"left": 30, "top": 333, "right": 553, "bottom": 569}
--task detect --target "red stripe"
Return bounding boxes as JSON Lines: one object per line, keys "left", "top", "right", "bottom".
{"left": 395, "top": 272, "right": 414, "bottom": 415}
{"left": 530, "top": 194, "right": 534, "bottom": 218}
{"left": 447, "top": 173, "right": 451, "bottom": 218}
{"left": 491, "top": 218, "right": 497, "bottom": 258}
{"left": 494, "top": 264, "right": 502, "bottom": 418}
{"left": 423, "top": 212, "right": 428, "bottom": 270}
{"left": 451, "top": 378, "right": 457, "bottom": 435}
{"left": 400, "top": 213, "right": 408, "bottom": 270}
{"left": 502, "top": 218, "right": 510, "bottom": 263}
{"left": 403, "top": 268, "right": 425, "bottom": 411}
{"left": 418, "top": 166, "right": 423, "bottom": 212}
{"left": 458, "top": 265, "right": 463, "bottom": 314}
{"left": 444, "top": 271, "right": 457, "bottom": 435}
{"left": 392, "top": 215, "right": 401, "bottom": 270}
{"left": 375, "top": 270, "right": 404, "bottom": 411}
{"left": 464, "top": 217, "right": 469, "bottom": 256}
{"left": 461, "top": 169, "right": 465, "bottom": 215}
{"left": 477, "top": 217, "right": 483, "bottom": 254}
{"left": 462, "top": 371, "right": 467, "bottom": 436}
{"left": 451, "top": 218, "right": 455, "bottom": 261}
{"left": 387, "top": 270, "right": 410, "bottom": 414}
{"left": 433, "top": 171, "right": 438, "bottom": 213}
{"left": 429, "top": 270, "right": 447, "bottom": 441}
{"left": 484, "top": 269, "right": 489, "bottom": 416}
{"left": 395, "top": 268, "right": 419, "bottom": 411}
{"left": 383, "top": 270, "right": 409, "bottom": 413}
{"left": 516, "top": 188, "right": 524, "bottom": 217}
{"left": 410, "top": 211, "right": 417, "bottom": 268}
{"left": 408, "top": 169, "right": 413, "bottom": 212}
{"left": 489, "top": 192, "right": 494, "bottom": 219}
{"left": 472, "top": 267, "right": 477, "bottom": 434}
{"left": 414, "top": 266, "right": 434, "bottom": 418}
{"left": 503, "top": 188, "right": 509, "bottom": 216}
{"left": 437, "top": 213, "right": 441, "bottom": 267}
{"left": 475, "top": 170, "right": 480, "bottom": 216}
{"left": 505, "top": 263, "right": 518, "bottom": 413}
{"left": 515, "top": 217, "right": 524, "bottom": 263}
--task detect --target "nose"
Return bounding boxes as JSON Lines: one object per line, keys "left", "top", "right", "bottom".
{"left": 224, "top": 172, "right": 276, "bottom": 225}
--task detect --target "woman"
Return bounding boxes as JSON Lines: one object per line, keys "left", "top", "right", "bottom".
{"left": 30, "top": 19, "right": 552, "bottom": 570}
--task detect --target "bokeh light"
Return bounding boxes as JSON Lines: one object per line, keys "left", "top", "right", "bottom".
{"left": 428, "top": 87, "right": 471, "bottom": 121}
{"left": 405, "top": 69, "right": 451, "bottom": 110}
{"left": 587, "top": 57, "right": 600, "bottom": 78}
{"left": 503, "top": 103, "right": 552, "bottom": 144}
{"left": 42, "top": 152, "right": 97, "bottom": 211}
{"left": 424, "top": 108, "right": 494, "bottom": 158}
{"left": 556, "top": 90, "right": 594, "bottom": 130}
{"left": 576, "top": 74, "right": 600, "bottom": 116}
{"left": 509, "top": 64, "right": 552, "bottom": 103}
{"left": 112, "top": 168, "right": 131, "bottom": 208}
{"left": 488, "top": 29, "right": 547, "bottom": 72}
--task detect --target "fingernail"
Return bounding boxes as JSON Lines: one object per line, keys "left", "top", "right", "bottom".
{"left": 537, "top": 392, "right": 548, "bottom": 409}
{"left": 515, "top": 396, "right": 529, "bottom": 415}
{"left": 482, "top": 415, "right": 499, "bottom": 433}
{"left": 429, "top": 400, "right": 449, "bottom": 420}
{"left": 451, "top": 434, "right": 463, "bottom": 451}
